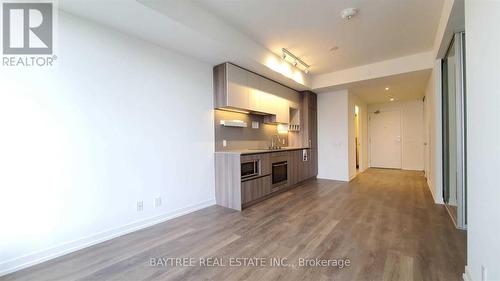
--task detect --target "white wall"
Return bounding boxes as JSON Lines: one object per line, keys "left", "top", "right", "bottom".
{"left": 368, "top": 100, "right": 424, "bottom": 171}
{"left": 423, "top": 62, "right": 443, "bottom": 204}
{"left": 464, "top": 1, "right": 500, "bottom": 280}
{"left": 0, "top": 12, "right": 215, "bottom": 275}
{"left": 317, "top": 90, "right": 349, "bottom": 181}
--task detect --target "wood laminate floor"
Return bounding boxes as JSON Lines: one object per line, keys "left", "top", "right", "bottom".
{"left": 2, "top": 169, "right": 466, "bottom": 281}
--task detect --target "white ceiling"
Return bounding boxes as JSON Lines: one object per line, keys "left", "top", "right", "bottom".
{"left": 195, "top": 0, "right": 444, "bottom": 75}
{"left": 343, "top": 69, "right": 431, "bottom": 104}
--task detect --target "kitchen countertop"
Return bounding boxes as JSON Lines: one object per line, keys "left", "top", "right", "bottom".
{"left": 215, "top": 147, "right": 310, "bottom": 155}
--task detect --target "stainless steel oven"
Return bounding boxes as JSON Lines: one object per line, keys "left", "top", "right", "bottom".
{"left": 241, "top": 160, "right": 260, "bottom": 180}
{"left": 272, "top": 160, "right": 288, "bottom": 189}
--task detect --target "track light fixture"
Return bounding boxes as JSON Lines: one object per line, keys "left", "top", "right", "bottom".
{"left": 281, "top": 48, "right": 310, "bottom": 74}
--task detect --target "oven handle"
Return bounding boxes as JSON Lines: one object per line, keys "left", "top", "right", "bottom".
{"left": 272, "top": 162, "right": 287, "bottom": 167}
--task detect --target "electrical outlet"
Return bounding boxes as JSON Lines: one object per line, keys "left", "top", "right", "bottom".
{"left": 482, "top": 265, "right": 487, "bottom": 281}
{"left": 223, "top": 140, "right": 227, "bottom": 147}
{"left": 137, "top": 201, "right": 143, "bottom": 212}
{"left": 155, "top": 196, "right": 162, "bottom": 208}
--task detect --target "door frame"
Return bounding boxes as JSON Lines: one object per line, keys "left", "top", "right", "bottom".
{"left": 442, "top": 32, "right": 467, "bottom": 229}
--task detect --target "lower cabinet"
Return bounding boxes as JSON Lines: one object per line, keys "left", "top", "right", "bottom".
{"left": 309, "top": 148, "right": 318, "bottom": 178}
{"left": 238, "top": 149, "right": 317, "bottom": 208}
{"left": 241, "top": 175, "right": 271, "bottom": 204}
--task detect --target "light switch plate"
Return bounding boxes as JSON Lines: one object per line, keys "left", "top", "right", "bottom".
{"left": 252, "top": 121, "right": 259, "bottom": 129}
{"left": 223, "top": 140, "right": 227, "bottom": 147}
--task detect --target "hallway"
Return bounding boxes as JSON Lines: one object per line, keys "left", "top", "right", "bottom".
{"left": 3, "top": 169, "right": 465, "bottom": 281}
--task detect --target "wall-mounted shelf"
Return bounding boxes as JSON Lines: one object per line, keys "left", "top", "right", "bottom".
{"left": 220, "top": 120, "right": 247, "bottom": 128}
{"left": 288, "top": 107, "right": 300, "bottom": 131}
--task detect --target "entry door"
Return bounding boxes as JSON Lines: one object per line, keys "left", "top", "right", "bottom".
{"left": 370, "top": 111, "right": 402, "bottom": 169}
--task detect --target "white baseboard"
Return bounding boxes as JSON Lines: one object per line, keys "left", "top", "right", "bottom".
{"left": 0, "top": 199, "right": 216, "bottom": 277}
{"left": 463, "top": 266, "right": 473, "bottom": 281}
{"left": 317, "top": 175, "right": 349, "bottom": 182}
{"left": 426, "top": 177, "right": 444, "bottom": 204}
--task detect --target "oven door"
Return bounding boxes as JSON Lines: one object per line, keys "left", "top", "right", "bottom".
{"left": 272, "top": 161, "right": 288, "bottom": 188}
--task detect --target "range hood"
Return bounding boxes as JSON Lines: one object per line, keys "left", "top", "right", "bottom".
{"left": 220, "top": 120, "right": 247, "bottom": 128}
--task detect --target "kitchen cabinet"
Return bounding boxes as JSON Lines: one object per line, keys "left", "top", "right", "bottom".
{"left": 308, "top": 148, "right": 317, "bottom": 178}
{"left": 304, "top": 92, "right": 318, "bottom": 177}
{"left": 299, "top": 149, "right": 311, "bottom": 182}
{"left": 300, "top": 91, "right": 318, "bottom": 178}
{"left": 264, "top": 96, "right": 289, "bottom": 124}
{"left": 284, "top": 149, "right": 313, "bottom": 185}
{"left": 301, "top": 91, "right": 317, "bottom": 148}
{"left": 288, "top": 150, "right": 297, "bottom": 186}
{"left": 226, "top": 63, "right": 250, "bottom": 110}
{"left": 214, "top": 62, "right": 297, "bottom": 123}
{"left": 215, "top": 148, "right": 318, "bottom": 211}
{"left": 241, "top": 153, "right": 271, "bottom": 175}
{"left": 258, "top": 78, "right": 277, "bottom": 114}
{"left": 247, "top": 72, "right": 262, "bottom": 112}
{"left": 241, "top": 175, "right": 271, "bottom": 204}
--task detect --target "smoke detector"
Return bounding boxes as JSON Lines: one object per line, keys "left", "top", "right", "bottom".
{"left": 341, "top": 8, "right": 358, "bottom": 20}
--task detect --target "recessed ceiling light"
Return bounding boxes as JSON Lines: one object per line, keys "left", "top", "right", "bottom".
{"left": 385, "top": 87, "right": 390, "bottom": 91}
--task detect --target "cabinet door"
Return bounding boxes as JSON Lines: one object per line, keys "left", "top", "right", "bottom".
{"left": 227, "top": 64, "right": 249, "bottom": 109}
{"left": 275, "top": 97, "right": 290, "bottom": 124}
{"left": 309, "top": 107, "right": 317, "bottom": 149}
{"left": 301, "top": 91, "right": 317, "bottom": 147}
{"left": 295, "top": 150, "right": 303, "bottom": 184}
{"left": 309, "top": 148, "right": 318, "bottom": 178}
{"left": 260, "top": 153, "right": 271, "bottom": 175}
{"left": 259, "top": 78, "right": 276, "bottom": 114}
{"left": 297, "top": 149, "right": 311, "bottom": 182}
{"left": 303, "top": 149, "right": 311, "bottom": 181}
{"left": 259, "top": 92, "right": 274, "bottom": 114}
{"left": 248, "top": 72, "right": 261, "bottom": 112}
{"left": 241, "top": 175, "right": 271, "bottom": 204}
{"left": 288, "top": 151, "right": 297, "bottom": 186}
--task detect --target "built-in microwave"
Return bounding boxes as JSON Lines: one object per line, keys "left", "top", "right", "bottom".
{"left": 241, "top": 160, "right": 260, "bottom": 179}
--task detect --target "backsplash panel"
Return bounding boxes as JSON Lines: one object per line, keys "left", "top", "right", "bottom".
{"left": 214, "top": 109, "right": 288, "bottom": 151}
